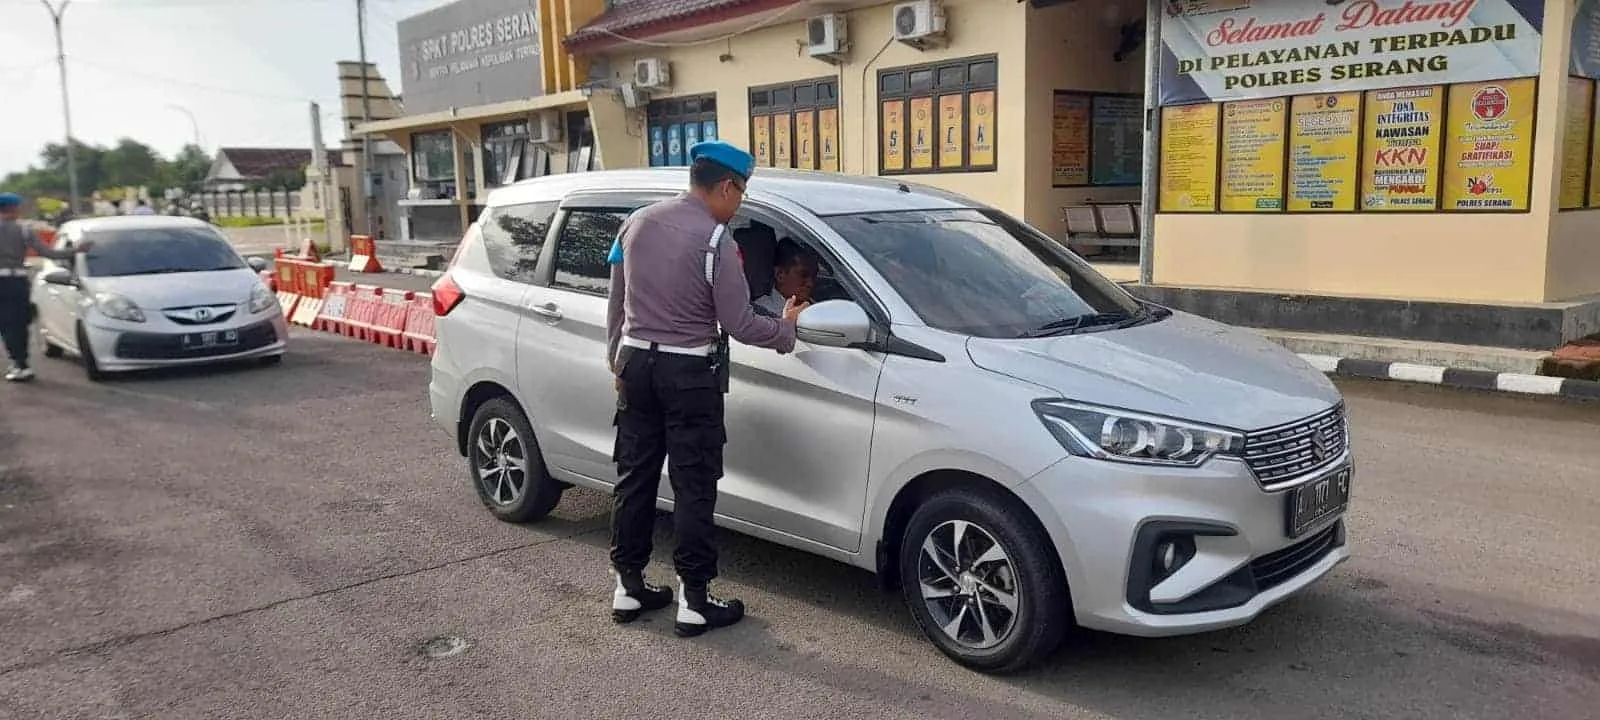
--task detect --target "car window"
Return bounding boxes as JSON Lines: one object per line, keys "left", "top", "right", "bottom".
{"left": 480, "top": 200, "right": 558, "bottom": 283}
{"left": 81, "top": 226, "right": 246, "bottom": 278}
{"left": 551, "top": 209, "right": 630, "bottom": 296}
{"left": 820, "top": 208, "right": 1146, "bottom": 338}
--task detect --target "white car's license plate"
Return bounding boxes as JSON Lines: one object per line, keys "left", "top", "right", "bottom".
{"left": 1287, "top": 465, "right": 1351, "bottom": 538}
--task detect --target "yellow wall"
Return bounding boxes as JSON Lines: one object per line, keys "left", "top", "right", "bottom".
{"left": 1150, "top": 0, "right": 1589, "bottom": 304}
{"left": 591, "top": 0, "right": 1030, "bottom": 217}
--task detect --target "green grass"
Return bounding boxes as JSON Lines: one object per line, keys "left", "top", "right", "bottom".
{"left": 214, "top": 216, "right": 327, "bottom": 229}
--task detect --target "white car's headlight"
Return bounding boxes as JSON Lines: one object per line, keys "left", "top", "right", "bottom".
{"left": 1032, "top": 399, "right": 1244, "bottom": 467}
{"left": 92, "top": 292, "right": 145, "bottom": 323}
{"left": 248, "top": 283, "right": 276, "bottom": 313}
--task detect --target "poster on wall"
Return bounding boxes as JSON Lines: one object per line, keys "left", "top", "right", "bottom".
{"left": 909, "top": 97, "right": 935, "bottom": 169}
{"left": 818, "top": 108, "right": 840, "bottom": 171}
{"left": 968, "top": 90, "right": 996, "bottom": 167}
{"left": 1287, "top": 92, "right": 1361, "bottom": 211}
{"left": 1090, "top": 95, "right": 1143, "bottom": 185}
{"left": 1360, "top": 85, "right": 1443, "bottom": 211}
{"left": 703, "top": 120, "right": 719, "bottom": 142}
{"left": 773, "top": 113, "right": 793, "bottom": 168}
{"left": 1157, "top": 0, "right": 1545, "bottom": 106}
{"left": 684, "top": 122, "right": 701, "bottom": 152}
{"left": 882, "top": 100, "right": 906, "bottom": 171}
{"left": 1562, "top": 78, "right": 1594, "bottom": 209}
{"left": 1159, "top": 103, "right": 1221, "bottom": 211}
{"left": 1052, "top": 93, "right": 1091, "bottom": 185}
{"left": 649, "top": 125, "right": 666, "bottom": 167}
{"left": 667, "top": 124, "right": 684, "bottom": 166}
{"left": 939, "top": 95, "right": 965, "bottom": 167}
{"left": 752, "top": 115, "right": 773, "bottom": 167}
{"left": 1573, "top": 0, "right": 1600, "bottom": 78}
{"left": 795, "top": 110, "right": 816, "bottom": 169}
{"left": 1589, "top": 92, "right": 1600, "bottom": 207}
{"left": 1220, "top": 98, "right": 1288, "bottom": 212}
{"left": 1442, "top": 77, "right": 1536, "bottom": 211}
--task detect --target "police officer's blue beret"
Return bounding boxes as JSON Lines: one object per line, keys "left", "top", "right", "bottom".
{"left": 688, "top": 140, "right": 755, "bottom": 180}
{"left": 0, "top": 193, "right": 22, "bottom": 210}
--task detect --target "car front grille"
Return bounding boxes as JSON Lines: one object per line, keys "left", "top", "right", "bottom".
{"left": 114, "top": 320, "right": 278, "bottom": 360}
{"left": 1251, "top": 520, "right": 1342, "bottom": 592}
{"left": 1241, "top": 404, "right": 1348, "bottom": 486}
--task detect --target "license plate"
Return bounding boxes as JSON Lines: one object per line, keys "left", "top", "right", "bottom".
{"left": 181, "top": 329, "right": 239, "bottom": 350}
{"left": 1287, "top": 465, "right": 1351, "bottom": 538}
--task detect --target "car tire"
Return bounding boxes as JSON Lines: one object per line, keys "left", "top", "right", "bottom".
{"left": 466, "top": 397, "right": 563, "bottom": 523}
{"left": 898, "top": 486, "right": 1071, "bottom": 674}
{"left": 76, "top": 323, "right": 106, "bottom": 383}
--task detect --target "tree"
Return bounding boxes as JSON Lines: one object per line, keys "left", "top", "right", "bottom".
{"left": 0, "top": 139, "right": 213, "bottom": 203}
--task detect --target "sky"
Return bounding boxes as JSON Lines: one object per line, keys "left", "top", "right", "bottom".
{"left": 0, "top": 0, "right": 448, "bottom": 176}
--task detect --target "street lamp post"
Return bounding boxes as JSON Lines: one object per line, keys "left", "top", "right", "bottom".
{"left": 167, "top": 104, "right": 202, "bottom": 151}
{"left": 41, "top": 0, "right": 80, "bottom": 215}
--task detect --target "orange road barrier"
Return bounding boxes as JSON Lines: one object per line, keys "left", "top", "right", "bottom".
{"left": 402, "top": 292, "right": 436, "bottom": 355}
{"left": 348, "top": 234, "right": 382, "bottom": 273}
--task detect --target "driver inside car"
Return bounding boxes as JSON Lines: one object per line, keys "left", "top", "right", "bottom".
{"left": 754, "top": 238, "right": 820, "bottom": 316}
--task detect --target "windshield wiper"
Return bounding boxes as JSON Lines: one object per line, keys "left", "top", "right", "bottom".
{"left": 1018, "top": 311, "right": 1143, "bottom": 338}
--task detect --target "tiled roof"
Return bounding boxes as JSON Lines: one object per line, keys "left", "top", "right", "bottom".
{"left": 218, "top": 148, "right": 314, "bottom": 178}
{"left": 565, "top": 0, "right": 800, "bottom": 53}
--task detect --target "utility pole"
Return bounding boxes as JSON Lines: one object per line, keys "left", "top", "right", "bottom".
{"left": 41, "top": 0, "right": 80, "bottom": 215}
{"left": 310, "top": 100, "right": 341, "bottom": 253}
{"left": 356, "top": 0, "right": 376, "bottom": 239}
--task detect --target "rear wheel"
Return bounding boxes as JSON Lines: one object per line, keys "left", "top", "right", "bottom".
{"left": 898, "top": 487, "right": 1071, "bottom": 674}
{"left": 466, "top": 397, "right": 563, "bottom": 523}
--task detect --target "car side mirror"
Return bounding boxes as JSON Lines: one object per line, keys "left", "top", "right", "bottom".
{"left": 796, "top": 299, "right": 871, "bottom": 348}
{"left": 246, "top": 256, "right": 268, "bottom": 272}
{"left": 41, "top": 267, "right": 76, "bottom": 287}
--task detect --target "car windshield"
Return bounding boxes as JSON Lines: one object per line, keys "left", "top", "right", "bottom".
{"left": 82, "top": 227, "right": 246, "bottom": 278}
{"left": 821, "top": 208, "right": 1149, "bottom": 339}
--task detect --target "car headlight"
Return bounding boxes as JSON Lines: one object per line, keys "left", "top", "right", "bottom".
{"left": 248, "top": 283, "right": 276, "bottom": 313}
{"left": 92, "top": 292, "right": 145, "bottom": 323}
{"left": 1031, "top": 399, "right": 1244, "bottom": 467}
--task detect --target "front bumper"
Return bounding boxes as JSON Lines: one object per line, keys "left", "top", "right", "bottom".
{"left": 86, "top": 314, "right": 289, "bottom": 371}
{"left": 1024, "top": 452, "right": 1351, "bottom": 637}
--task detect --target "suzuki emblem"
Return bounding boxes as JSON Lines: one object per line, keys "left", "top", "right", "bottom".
{"left": 1309, "top": 428, "right": 1331, "bottom": 460}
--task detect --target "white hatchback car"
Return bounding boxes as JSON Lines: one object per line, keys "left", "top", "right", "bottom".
{"left": 428, "top": 169, "right": 1353, "bottom": 673}
{"left": 32, "top": 215, "right": 287, "bottom": 380}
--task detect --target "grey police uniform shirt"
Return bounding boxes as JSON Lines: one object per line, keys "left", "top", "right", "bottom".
{"left": 0, "top": 218, "right": 73, "bottom": 271}
{"left": 605, "top": 193, "right": 797, "bottom": 372}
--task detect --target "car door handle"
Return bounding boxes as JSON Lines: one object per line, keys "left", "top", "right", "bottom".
{"left": 529, "top": 302, "right": 562, "bottom": 320}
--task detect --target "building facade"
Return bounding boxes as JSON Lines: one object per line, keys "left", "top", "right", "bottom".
{"left": 358, "top": 0, "right": 1600, "bottom": 345}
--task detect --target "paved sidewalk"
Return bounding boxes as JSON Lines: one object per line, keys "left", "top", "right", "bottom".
{"left": 332, "top": 267, "right": 440, "bottom": 294}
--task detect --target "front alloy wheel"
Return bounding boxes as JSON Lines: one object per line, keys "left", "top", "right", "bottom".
{"left": 918, "top": 519, "right": 1021, "bottom": 650}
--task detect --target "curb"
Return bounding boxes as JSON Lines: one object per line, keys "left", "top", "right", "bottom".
{"left": 1299, "top": 354, "right": 1600, "bottom": 402}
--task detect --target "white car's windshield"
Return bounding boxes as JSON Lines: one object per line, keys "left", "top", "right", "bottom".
{"left": 83, "top": 227, "right": 246, "bottom": 278}
{"left": 821, "top": 208, "right": 1150, "bottom": 339}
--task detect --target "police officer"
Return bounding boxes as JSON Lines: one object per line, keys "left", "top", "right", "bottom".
{"left": 0, "top": 193, "right": 92, "bottom": 382}
{"left": 604, "top": 141, "right": 808, "bottom": 636}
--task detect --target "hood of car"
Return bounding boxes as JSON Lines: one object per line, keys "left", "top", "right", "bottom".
{"left": 964, "top": 310, "right": 1342, "bottom": 431}
{"left": 86, "top": 268, "right": 259, "bottom": 310}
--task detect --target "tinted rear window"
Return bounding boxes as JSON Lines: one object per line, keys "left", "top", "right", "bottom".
{"left": 83, "top": 227, "right": 246, "bottom": 277}
{"left": 480, "top": 200, "right": 559, "bottom": 283}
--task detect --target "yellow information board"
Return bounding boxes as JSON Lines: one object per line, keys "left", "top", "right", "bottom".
{"left": 772, "top": 112, "right": 793, "bottom": 169}
{"left": 752, "top": 115, "right": 773, "bottom": 168}
{"left": 1288, "top": 93, "right": 1361, "bottom": 212}
{"left": 969, "top": 90, "right": 996, "bottom": 168}
{"left": 939, "top": 95, "right": 964, "bottom": 168}
{"left": 1565, "top": 78, "right": 1595, "bottom": 209}
{"left": 1052, "top": 93, "right": 1091, "bottom": 186}
{"left": 1220, "top": 98, "right": 1287, "bottom": 212}
{"left": 1360, "top": 85, "right": 1443, "bottom": 212}
{"left": 1589, "top": 89, "right": 1600, "bottom": 208}
{"left": 881, "top": 100, "right": 905, "bottom": 171}
{"left": 818, "top": 108, "right": 840, "bottom": 172}
{"left": 1159, "top": 103, "right": 1221, "bottom": 212}
{"left": 795, "top": 110, "right": 816, "bottom": 170}
{"left": 909, "top": 97, "right": 934, "bottom": 170}
{"left": 1442, "top": 77, "right": 1537, "bottom": 211}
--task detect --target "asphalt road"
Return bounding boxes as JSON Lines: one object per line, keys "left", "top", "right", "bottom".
{"left": 1, "top": 331, "right": 1596, "bottom": 720}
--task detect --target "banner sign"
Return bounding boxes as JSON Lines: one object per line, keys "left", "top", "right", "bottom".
{"left": 1288, "top": 92, "right": 1362, "bottom": 211}
{"left": 1158, "top": 0, "right": 1544, "bottom": 105}
{"left": 1360, "top": 85, "right": 1444, "bottom": 211}
{"left": 1220, "top": 98, "right": 1289, "bottom": 211}
{"left": 1441, "top": 77, "right": 1536, "bottom": 211}
{"left": 1160, "top": 103, "right": 1223, "bottom": 211}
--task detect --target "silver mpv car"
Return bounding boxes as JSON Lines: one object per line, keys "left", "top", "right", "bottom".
{"left": 428, "top": 168, "right": 1353, "bottom": 673}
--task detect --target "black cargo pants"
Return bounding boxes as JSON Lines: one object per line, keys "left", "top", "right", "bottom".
{"left": 609, "top": 342, "right": 727, "bottom": 588}
{"left": 0, "top": 277, "right": 32, "bottom": 370}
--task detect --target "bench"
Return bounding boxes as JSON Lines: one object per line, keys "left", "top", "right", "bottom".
{"left": 1061, "top": 202, "right": 1141, "bottom": 250}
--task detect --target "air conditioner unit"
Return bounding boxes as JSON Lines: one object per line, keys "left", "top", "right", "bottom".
{"left": 806, "top": 13, "right": 849, "bottom": 62}
{"left": 892, "top": 0, "right": 947, "bottom": 49}
{"left": 527, "top": 111, "right": 561, "bottom": 144}
{"left": 633, "top": 58, "right": 671, "bottom": 89}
